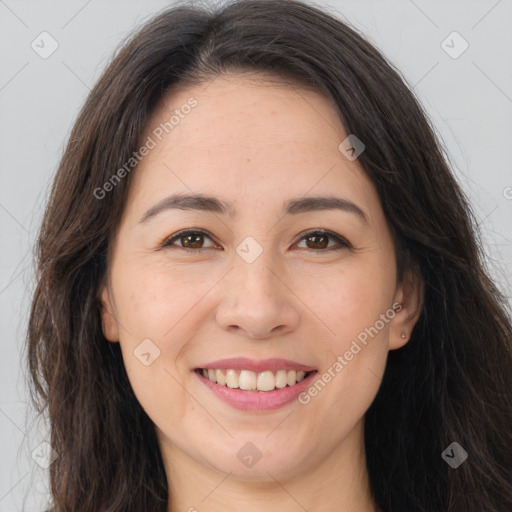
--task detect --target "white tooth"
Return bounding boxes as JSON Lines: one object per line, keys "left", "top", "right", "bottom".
{"left": 286, "top": 370, "right": 297, "bottom": 386}
{"left": 226, "top": 369, "right": 239, "bottom": 388}
{"left": 208, "top": 368, "right": 306, "bottom": 390}
{"left": 257, "top": 371, "right": 276, "bottom": 391}
{"left": 216, "top": 369, "right": 226, "bottom": 386}
{"left": 275, "top": 370, "right": 287, "bottom": 388}
{"left": 239, "top": 370, "right": 257, "bottom": 390}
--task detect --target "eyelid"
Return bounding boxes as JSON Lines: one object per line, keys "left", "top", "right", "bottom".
{"left": 160, "top": 228, "right": 352, "bottom": 251}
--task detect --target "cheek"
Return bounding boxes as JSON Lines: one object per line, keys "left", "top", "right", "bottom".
{"left": 109, "top": 261, "right": 211, "bottom": 407}
{"left": 298, "top": 261, "right": 392, "bottom": 419}
{"left": 301, "top": 258, "right": 394, "bottom": 338}
{"left": 113, "top": 258, "right": 214, "bottom": 341}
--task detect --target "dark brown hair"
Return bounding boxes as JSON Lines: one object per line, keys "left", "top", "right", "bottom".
{"left": 27, "top": 1, "right": 512, "bottom": 511}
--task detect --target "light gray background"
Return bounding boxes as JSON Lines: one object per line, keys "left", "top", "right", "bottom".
{"left": 1, "top": 0, "right": 511, "bottom": 510}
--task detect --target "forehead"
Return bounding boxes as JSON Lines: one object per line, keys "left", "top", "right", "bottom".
{"left": 150, "top": 72, "right": 344, "bottom": 152}
{"left": 126, "top": 72, "right": 379, "bottom": 223}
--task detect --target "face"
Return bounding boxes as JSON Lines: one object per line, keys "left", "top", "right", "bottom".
{"left": 100, "top": 72, "right": 421, "bottom": 484}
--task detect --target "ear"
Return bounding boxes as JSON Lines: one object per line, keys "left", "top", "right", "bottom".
{"left": 99, "top": 283, "right": 120, "bottom": 342}
{"left": 389, "top": 269, "right": 423, "bottom": 350}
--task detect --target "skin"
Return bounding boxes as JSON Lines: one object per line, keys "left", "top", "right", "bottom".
{"left": 100, "top": 72, "right": 422, "bottom": 512}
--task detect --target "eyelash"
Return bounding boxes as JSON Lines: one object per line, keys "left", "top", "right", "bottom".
{"left": 160, "top": 228, "right": 352, "bottom": 252}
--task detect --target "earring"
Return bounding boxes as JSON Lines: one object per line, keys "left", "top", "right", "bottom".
{"left": 401, "top": 331, "right": 407, "bottom": 339}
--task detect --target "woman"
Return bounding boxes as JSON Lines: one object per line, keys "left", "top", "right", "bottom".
{"left": 27, "top": 1, "right": 512, "bottom": 511}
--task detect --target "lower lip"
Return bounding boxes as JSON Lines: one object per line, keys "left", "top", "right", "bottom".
{"left": 195, "top": 370, "right": 318, "bottom": 412}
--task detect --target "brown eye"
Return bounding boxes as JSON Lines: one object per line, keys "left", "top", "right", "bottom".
{"left": 304, "top": 233, "right": 329, "bottom": 249}
{"left": 296, "top": 230, "right": 351, "bottom": 251}
{"left": 162, "top": 230, "right": 217, "bottom": 250}
{"left": 181, "top": 232, "right": 205, "bottom": 249}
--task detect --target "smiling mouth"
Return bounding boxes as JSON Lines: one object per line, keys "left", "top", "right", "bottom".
{"left": 194, "top": 368, "right": 317, "bottom": 392}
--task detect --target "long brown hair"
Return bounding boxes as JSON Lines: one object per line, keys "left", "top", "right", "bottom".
{"left": 27, "top": 1, "right": 512, "bottom": 510}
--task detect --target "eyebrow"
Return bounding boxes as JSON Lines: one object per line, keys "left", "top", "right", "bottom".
{"left": 139, "top": 193, "right": 369, "bottom": 225}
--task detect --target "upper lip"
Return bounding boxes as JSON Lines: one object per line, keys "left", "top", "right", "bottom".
{"left": 195, "top": 357, "right": 316, "bottom": 373}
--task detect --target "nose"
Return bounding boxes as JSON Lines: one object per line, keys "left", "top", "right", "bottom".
{"left": 215, "top": 249, "right": 300, "bottom": 340}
